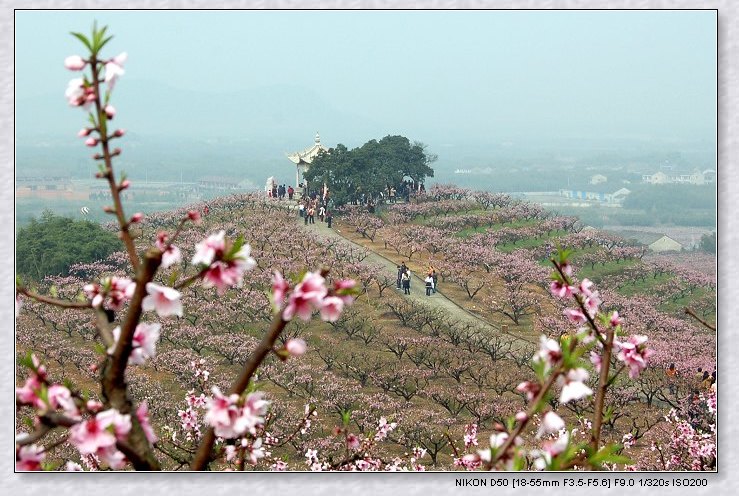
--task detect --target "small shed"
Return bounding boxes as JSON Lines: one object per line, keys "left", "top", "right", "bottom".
{"left": 649, "top": 235, "right": 683, "bottom": 253}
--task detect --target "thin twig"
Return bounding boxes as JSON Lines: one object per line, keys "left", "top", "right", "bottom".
{"left": 684, "top": 307, "right": 716, "bottom": 332}
{"left": 16, "top": 286, "right": 92, "bottom": 310}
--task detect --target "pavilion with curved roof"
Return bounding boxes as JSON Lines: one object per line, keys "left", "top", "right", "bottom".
{"left": 286, "top": 132, "right": 328, "bottom": 192}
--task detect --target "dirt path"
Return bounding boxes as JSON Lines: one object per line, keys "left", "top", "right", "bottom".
{"left": 293, "top": 209, "right": 536, "bottom": 346}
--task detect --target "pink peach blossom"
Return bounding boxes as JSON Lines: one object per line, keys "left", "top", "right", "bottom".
{"left": 533, "top": 336, "right": 562, "bottom": 371}
{"left": 271, "top": 271, "right": 290, "bottom": 310}
{"left": 64, "top": 55, "right": 86, "bottom": 70}
{"left": 563, "top": 308, "right": 587, "bottom": 325}
{"left": 615, "top": 335, "right": 654, "bottom": 378}
{"left": 16, "top": 445, "right": 45, "bottom": 471}
{"left": 559, "top": 368, "right": 593, "bottom": 403}
{"left": 579, "top": 278, "right": 594, "bottom": 296}
{"left": 136, "top": 401, "right": 157, "bottom": 444}
{"left": 285, "top": 338, "right": 307, "bottom": 357}
{"left": 104, "top": 52, "right": 126, "bottom": 90}
{"left": 187, "top": 210, "right": 201, "bottom": 223}
{"left": 550, "top": 280, "right": 576, "bottom": 298}
{"left": 69, "top": 412, "right": 119, "bottom": 454}
{"left": 142, "top": 283, "right": 182, "bottom": 317}
{"left": 319, "top": 296, "right": 344, "bottom": 322}
{"left": 537, "top": 411, "right": 565, "bottom": 438}
{"left": 192, "top": 230, "right": 226, "bottom": 266}
{"left": 155, "top": 232, "right": 181, "bottom": 269}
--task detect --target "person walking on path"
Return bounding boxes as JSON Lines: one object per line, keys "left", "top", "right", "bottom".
{"left": 700, "top": 371, "right": 711, "bottom": 390}
{"left": 319, "top": 205, "right": 326, "bottom": 222}
{"left": 308, "top": 206, "right": 315, "bottom": 224}
{"left": 326, "top": 210, "right": 333, "bottom": 228}
{"left": 288, "top": 186, "right": 294, "bottom": 200}
{"left": 299, "top": 202, "right": 305, "bottom": 218}
{"left": 396, "top": 265, "right": 403, "bottom": 289}
{"left": 432, "top": 269, "right": 438, "bottom": 294}
{"left": 402, "top": 271, "right": 411, "bottom": 295}
{"left": 666, "top": 363, "right": 677, "bottom": 394}
{"left": 425, "top": 274, "right": 434, "bottom": 296}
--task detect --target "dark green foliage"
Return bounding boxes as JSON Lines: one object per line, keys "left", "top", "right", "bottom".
{"left": 623, "top": 184, "right": 716, "bottom": 225}
{"left": 16, "top": 210, "right": 122, "bottom": 281}
{"left": 699, "top": 232, "right": 716, "bottom": 253}
{"left": 303, "top": 135, "right": 436, "bottom": 206}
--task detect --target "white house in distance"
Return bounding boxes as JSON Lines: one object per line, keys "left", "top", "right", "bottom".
{"left": 590, "top": 174, "right": 607, "bottom": 185}
{"left": 558, "top": 187, "right": 630, "bottom": 206}
{"left": 649, "top": 235, "right": 684, "bottom": 252}
{"left": 286, "top": 132, "right": 329, "bottom": 190}
{"left": 616, "top": 230, "right": 684, "bottom": 252}
{"left": 641, "top": 169, "right": 715, "bottom": 185}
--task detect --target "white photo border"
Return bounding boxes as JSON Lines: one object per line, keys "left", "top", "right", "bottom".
{"left": 2, "top": 1, "right": 733, "bottom": 495}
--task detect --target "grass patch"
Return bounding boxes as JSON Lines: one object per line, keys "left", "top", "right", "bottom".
{"left": 496, "top": 230, "right": 569, "bottom": 253}
{"left": 617, "top": 273, "right": 673, "bottom": 296}
{"left": 578, "top": 259, "right": 639, "bottom": 282}
{"left": 454, "top": 219, "right": 542, "bottom": 238}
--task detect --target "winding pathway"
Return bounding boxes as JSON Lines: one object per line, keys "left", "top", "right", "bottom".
{"left": 292, "top": 208, "right": 536, "bottom": 346}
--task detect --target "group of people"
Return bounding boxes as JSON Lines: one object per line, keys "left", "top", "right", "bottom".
{"left": 695, "top": 367, "right": 717, "bottom": 391}
{"left": 298, "top": 197, "right": 332, "bottom": 228}
{"left": 269, "top": 184, "right": 295, "bottom": 200}
{"left": 396, "top": 262, "right": 438, "bottom": 296}
{"left": 665, "top": 364, "right": 717, "bottom": 395}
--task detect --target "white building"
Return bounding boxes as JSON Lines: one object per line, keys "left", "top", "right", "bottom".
{"left": 642, "top": 169, "right": 710, "bottom": 185}
{"left": 590, "top": 174, "right": 607, "bottom": 185}
{"left": 286, "top": 132, "right": 329, "bottom": 190}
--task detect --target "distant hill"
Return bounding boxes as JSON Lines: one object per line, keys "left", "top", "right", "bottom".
{"left": 16, "top": 80, "right": 384, "bottom": 148}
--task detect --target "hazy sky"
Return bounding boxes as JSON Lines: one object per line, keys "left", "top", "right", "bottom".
{"left": 15, "top": 9, "right": 716, "bottom": 146}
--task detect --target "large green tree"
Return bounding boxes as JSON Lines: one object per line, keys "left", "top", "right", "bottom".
{"left": 16, "top": 210, "right": 122, "bottom": 281}
{"left": 304, "top": 135, "right": 436, "bottom": 206}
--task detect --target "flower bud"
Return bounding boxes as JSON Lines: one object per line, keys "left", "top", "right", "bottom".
{"left": 103, "top": 206, "right": 115, "bottom": 214}
{"left": 104, "top": 105, "right": 116, "bottom": 119}
{"left": 85, "top": 137, "right": 99, "bottom": 147}
{"left": 285, "top": 338, "right": 307, "bottom": 357}
{"left": 78, "top": 128, "right": 92, "bottom": 137}
{"left": 187, "top": 210, "right": 202, "bottom": 223}
{"left": 130, "top": 212, "right": 144, "bottom": 223}
{"left": 113, "top": 129, "right": 126, "bottom": 137}
{"left": 64, "top": 55, "right": 86, "bottom": 71}
{"left": 119, "top": 179, "right": 131, "bottom": 190}
{"left": 515, "top": 411, "right": 528, "bottom": 423}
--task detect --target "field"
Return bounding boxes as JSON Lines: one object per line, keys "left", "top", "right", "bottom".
{"left": 15, "top": 188, "right": 717, "bottom": 471}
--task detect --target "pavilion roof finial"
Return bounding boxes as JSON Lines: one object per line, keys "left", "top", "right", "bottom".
{"left": 315, "top": 132, "right": 321, "bottom": 144}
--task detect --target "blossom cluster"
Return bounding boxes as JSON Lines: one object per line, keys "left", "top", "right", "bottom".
{"left": 272, "top": 271, "right": 356, "bottom": 322}
{"left": 192, "top": 230, "right": 256, "bottom": 295}
{"left": 203, "top": 387, "right": 269, "bottom": 439}
{"left": 16, "top": 355, "right": 156, "bottom": 470}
